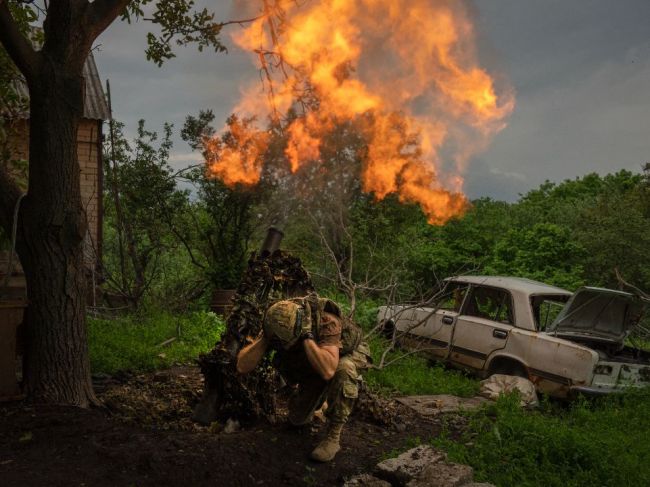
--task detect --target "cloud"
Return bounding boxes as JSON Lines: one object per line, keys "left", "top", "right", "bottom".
{"left": 95, "top": 13, "right": 256, "bottom": 156}
{"left": 488, "top": 167, "right": 526, "bottom": 182}
{"left": 479, "top": 44, "right": 650, "bottom": 194}
{"left": 463, "top": 158, "right": 526, "bottom": 202}
{"left": 169, "top": 152, "right": 201, "bottom": 167}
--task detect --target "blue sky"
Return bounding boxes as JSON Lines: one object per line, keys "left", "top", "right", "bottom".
{"left": 95, "top": 0, "right": 650, "bottom": 201}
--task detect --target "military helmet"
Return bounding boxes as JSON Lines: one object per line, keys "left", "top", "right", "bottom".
{"left": 264, "top": 300, "right": 307, "bottom": 349}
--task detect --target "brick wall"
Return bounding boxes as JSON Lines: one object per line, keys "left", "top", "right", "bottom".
{"left": 6, "top": 119, "right": 103, "bottom": 268}
{"left": 77, "top": 120, "right": 102, "bottom": 264}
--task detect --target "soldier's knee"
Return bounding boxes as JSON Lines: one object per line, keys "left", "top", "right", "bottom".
{"left": 341, "top": 380, "right": 359, "bottom": 400}
{"left": 329, "top": 364, "right": 360, "bottom": 405}
{"left": 334, "top": 358, "right": 358, "bottom": 381}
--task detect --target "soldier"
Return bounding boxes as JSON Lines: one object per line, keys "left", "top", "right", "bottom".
{"left": 236, "top": 294, "right": 370, "bottom": 462}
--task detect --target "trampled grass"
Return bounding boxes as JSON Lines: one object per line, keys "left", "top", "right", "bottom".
{"left": 88, "top": 310, "right": 224, "bottom": 375}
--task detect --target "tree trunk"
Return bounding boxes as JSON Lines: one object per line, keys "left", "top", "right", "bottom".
{"left": 16, "top": 60, "right": 97, "bottom": 406}
{"left": 0, "top": 0, "right": 132, "bottom": 407}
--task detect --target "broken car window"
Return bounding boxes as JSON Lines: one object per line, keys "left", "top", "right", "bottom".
{"left": 464, "top": 286, "right": 514, "bottom": 324}
{"left": 435, "top": 283, "right": 470, "bottom": 312}
{"left": 532, "top": 295, "right": 570, "bottom": 331}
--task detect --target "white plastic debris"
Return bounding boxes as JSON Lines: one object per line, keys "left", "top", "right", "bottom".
{"left": 479, "top": 374, "right": 538, "bottom": 407}
{"left": 223, "top": 418, "right": 241, "bottom": 434}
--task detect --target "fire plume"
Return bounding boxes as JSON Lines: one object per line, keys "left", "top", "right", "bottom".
{"left": 207, "top": 0, "right": 514, "bottom": 223}
{"left": 204, "top": 116, "right": 269, "bottom": 186}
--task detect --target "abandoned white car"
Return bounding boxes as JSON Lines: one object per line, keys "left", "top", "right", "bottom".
{"left": 377, "top": 276, "right": 650, "bottom": 398}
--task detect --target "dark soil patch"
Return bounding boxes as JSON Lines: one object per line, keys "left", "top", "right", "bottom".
{"left": 0, "top": 367, "right": 455, "bottom": 486}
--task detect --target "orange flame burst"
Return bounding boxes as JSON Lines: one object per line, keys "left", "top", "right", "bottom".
{"left": 204, "top": 116, "right": 269, "bottom": 186}
{"left": 209, "top": 0, "right": 515, "bottom": 224}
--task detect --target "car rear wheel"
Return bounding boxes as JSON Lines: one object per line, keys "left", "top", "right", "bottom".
{"left": 488, "top": 358, "right": 529, "bottom": 379}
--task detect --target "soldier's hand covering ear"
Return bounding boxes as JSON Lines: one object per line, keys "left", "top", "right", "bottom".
{"left": 300, "top": 301, "right": 314, "bottom": 341}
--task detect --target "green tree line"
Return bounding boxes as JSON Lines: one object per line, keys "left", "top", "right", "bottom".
{"left": 99, "top": 114, "right": 650, "bottom": 311}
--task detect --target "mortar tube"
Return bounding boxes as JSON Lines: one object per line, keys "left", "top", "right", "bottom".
{"left": 259, "top": 227, "right": 284, "bottom": 258}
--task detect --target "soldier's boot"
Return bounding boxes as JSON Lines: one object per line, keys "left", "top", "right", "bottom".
{"left": 310, "top": 421, "right": 344, "bottom": 462}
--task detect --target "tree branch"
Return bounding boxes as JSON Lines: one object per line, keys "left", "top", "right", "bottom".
{"left": 85, "top": 0, "right": 131, "bottom": 38}
{"left": 143, "top": 15, "right": 263, "bottom": 30}
{"left": 0, "top": 0, "right": 39, "bottom": 80}
{"left": 615, "top": 268, "right": 650, "bottom": 302}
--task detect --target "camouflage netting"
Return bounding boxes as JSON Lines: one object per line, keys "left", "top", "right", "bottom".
{"left": 194, "top": 250, "right": 314, "bottom": 424}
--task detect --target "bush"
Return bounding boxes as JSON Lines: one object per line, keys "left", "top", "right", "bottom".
{"left": 88, "top": 310, "right": 224, "bottom": 375}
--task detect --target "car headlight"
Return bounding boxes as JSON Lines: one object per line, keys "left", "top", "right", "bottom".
{"left": 594, "top": 364, "right": 613, "bottom": 375}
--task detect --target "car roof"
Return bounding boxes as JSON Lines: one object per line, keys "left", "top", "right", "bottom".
{"left": 446, "top": 275, "right": 572, "bottom": 296}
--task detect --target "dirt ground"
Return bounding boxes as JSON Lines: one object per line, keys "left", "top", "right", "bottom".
{"left": 0, "top": 367, "right": 456, "bottom": 486}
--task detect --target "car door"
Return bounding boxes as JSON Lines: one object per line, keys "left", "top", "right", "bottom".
{"left": 407, "top": 282, "right": 470, "bottom": 360}
{"left": 449, "top": 285, "right": 514, "bottom": 370}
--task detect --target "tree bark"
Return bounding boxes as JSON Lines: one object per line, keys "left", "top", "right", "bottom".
{"left": 15, "top": 58, "right": 97, "bottom": 406}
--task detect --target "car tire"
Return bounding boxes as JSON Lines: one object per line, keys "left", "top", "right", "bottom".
{"left": 380, "top": 319, "right": 395, "bottom": 339}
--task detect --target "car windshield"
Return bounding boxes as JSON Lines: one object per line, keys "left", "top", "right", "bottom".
{"left": 531, "top": 294, "right": 570, "bottom": 331}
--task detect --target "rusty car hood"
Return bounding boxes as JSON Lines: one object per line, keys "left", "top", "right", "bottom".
{"left": 548, "top": 287, "right": 646, "bottom": 343}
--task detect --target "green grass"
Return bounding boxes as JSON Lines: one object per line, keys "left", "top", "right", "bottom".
{"left": 431, "top": 391, "right": 650, "bottom": 487}
{"left": 88, "top": 310, "right": 224, "bottom": 375}
{"left": 364, "top": 335, "right": 479, "bottom": 397}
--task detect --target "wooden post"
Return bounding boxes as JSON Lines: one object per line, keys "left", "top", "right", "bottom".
{"left": 0, "top": 301, "right": 26, "bottom": 400}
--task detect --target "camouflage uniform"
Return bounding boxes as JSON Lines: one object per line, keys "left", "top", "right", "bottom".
{"left": 273, "top": 311, "right": 370, "bottom": 427}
